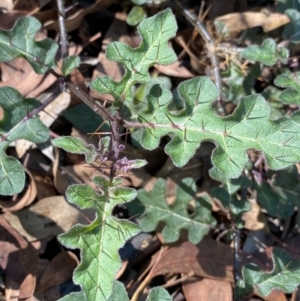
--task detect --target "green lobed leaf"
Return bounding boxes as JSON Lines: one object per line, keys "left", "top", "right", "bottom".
{"left": 58, "top": 176, "right": 140, "bottom": 301}
{"left": 283, "top": 9, "right": 300, "bottom": 43}
{"left": 0, "top": 16, "right": 58, "bottom": 74}
{"left": 274, "top": 72, "right": 300, "bottom": 105}
{"left": 62, "top": 55, "right": 80, "bottom": 77}
{"left": 90, "top": 8, "right": 177, "bottom": 103}
{"left": 137, "top": 77, "right": 300, "bottom": 178}
{"left": 52, "top": 136, "right": 97, "bottom": 164}
{"left": 0, "top": 87, "right": 49, "bottom": 195}
{"left": 236, "top": 248, "right": 300, "bottom": 297}
{"left": 241, "top": 38, "right": 289, "bottom": 66}
{"left": 256, "top": 165, "right": 300, "bottom": 219}
{"left": 135, "top": 177, "right": 216, "bottom": 244}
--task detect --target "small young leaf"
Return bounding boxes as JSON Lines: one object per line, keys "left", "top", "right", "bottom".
{"left": 62, "top": 55, "right": 80, "bottom": 77}
{"left": 90, "top": 8, "right": 177, "bottom": 102}
{"left": 0, "top": 87, "right": 49, "bottom": 195}
{"left": 256, "top": 165, "right": 300, "bottom": 219}
{"left": 135, "top": 178, "right": 216, "bottom": 244}
{"left": 274, "top": 72, "right": 300, "bottom": 105}
{"left": 241, "top": 38, "right": 289, "bottom": 66}
{"left": 127, "top": 6, "right": 147, "bottom": 26}
{"left": 58, "top": 176, "right": 140, "bottom": 300}
{"left": 0, "top": 17, "right": 58, "bottom": 73}
{"left": 236, "top": 248, "right": 300, "bottom": 297}
{"left": 137, "top": 77, "right": 300, "bottom": 178}
{"left": 52, "top": 136, "right": 97, "bottom": 164}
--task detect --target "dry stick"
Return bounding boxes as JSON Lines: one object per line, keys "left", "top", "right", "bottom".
{"left": 174, "top": 0, "right": 226, "bottom": 115}
{"left": 56, "top": 0, "right": 68, "bottom": 61}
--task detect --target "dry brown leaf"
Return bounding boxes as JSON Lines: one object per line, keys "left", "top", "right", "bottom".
{"left": 36, "top": 251, "right": 78, "bottom": 293}
{"left": 215, "top": 11, "right": 290, "bottom": 34}
{"left": 0, "top": 58, "right": 44, "bottom": 95}
{"left": 151, "top": 239, "right": 234, "bottom": 283}
{"left": 0, "top": 216, "right": 39, "bottom": 299}
{"left": 182, "top": 278, "right": 232, "bottom": 301}
{"left": 242, "top": 199, "right": 269, "bottom": 231}
{"left": 0, "top": 168, "right": 37, "bottom": 212}
{"left": 3, "top": 195, "right": 94, "bottom": 241}
{"left": 257, "top": 289, "right": 288, "bottom": 301}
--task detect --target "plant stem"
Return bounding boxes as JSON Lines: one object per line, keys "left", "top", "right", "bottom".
{"left": 56, "top": 0, "right": 68, "bottom": 60}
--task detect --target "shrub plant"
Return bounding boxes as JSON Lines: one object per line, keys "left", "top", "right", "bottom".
{"left": 1, "top": 2, "right": 300, "bottom": 301}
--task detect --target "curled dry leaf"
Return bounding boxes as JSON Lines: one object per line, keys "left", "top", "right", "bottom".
{"left": 0, "top": 167, "right": 37, "bottom": 212}
{"left": 0, "top": 216, "right": 39, "bottom": 299}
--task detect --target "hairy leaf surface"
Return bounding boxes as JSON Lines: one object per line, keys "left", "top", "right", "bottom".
{"left": 135, "top": 178, "right": 216, "bottom": 244}
{"left": 0, "top": 87, "right": 48, "bottom": 195}
{"left": 274, "top": 72, "right": 300, "bottom": 105}
{"left": 241, "top": 38, "right": 289, "bottom": 66}
{"left": 52, "top": 136, "right": 97, "bottom": 164}
{"left": 137, "top": 77, "right": 300, "bottom": 178}
{"left": 0, "top": 17, "right": 58, "bottom": 73}
{"left": 58, "top": 176, "right": 140, "bottom": 301}
{"left": 90, "top": 8, "right": 177, "bottom": 102}
{"left": 236, "top": 248, "right": 300, "bottom": 297}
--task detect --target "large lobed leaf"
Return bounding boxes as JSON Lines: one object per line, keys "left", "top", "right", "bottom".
{"left": 137, "top": 77, "right": 300, "bottom": 178}
{"left": 0, "top": 87, "right": 49, "bottom": 195}
{"left": 58, "top": 176, "right": 140, "bottom": 301}
{"left": 134, "top": 178, "right": 216, "bottom": 244}
{"left": 90, "top": 8, "right": 177, "bottom": 103}
{"left": 236, "top": 248, "right": 300, "bottom": 297}
{"left": 0, "top": 16, "right": 58, "bottom": 74}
